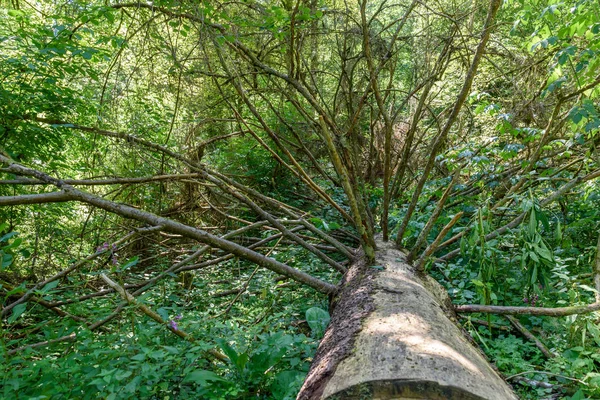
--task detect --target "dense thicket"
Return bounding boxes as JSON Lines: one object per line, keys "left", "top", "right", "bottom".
{"left": 1, "top": 0, "right": 599, "bottom": 399}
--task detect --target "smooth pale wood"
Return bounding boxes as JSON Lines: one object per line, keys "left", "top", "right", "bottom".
{"left": 301, "top": 239, "right": 517, "bottom": 400}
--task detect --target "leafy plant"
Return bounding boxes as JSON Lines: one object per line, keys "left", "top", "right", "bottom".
{"left": 305, "top": 307, "right": 330, "bottom": 337}
{"left": 518, "top": 197, "right": 555, "bottom": 296}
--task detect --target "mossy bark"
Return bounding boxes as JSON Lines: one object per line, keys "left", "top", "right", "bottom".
{"left": 298, "top": 239, "right": 517, "bottom": 400}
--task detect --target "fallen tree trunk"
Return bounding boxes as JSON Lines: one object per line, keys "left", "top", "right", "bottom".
{"left": 298, "top": 239, "right": 517, "bottom": 400}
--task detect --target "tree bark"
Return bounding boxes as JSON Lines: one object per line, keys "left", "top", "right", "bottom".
{"left": 298, "top": 238, "right": 517, "bottom": 400}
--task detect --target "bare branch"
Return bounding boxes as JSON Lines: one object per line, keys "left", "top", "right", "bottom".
{"left": 505, "top": 315, "right": 554, "bottom": 358}
{"left": 0, "top": 173, "right": 204, "bottom": 186}
{"left": 414, "top": 212, "right": 463, "bottom": 272}
{"left": 0, "top": 156, "right": 337, "bottom": 294}
{"left": 455, "top": 302, "right": 600, "bottom": 317}
{"left": 395, "top": 0, "right": 502, "bottom": 245}
{"left": 440, "top": 169, "right": 600, "bottom": 261}
{"left": 1, "top": 226, "right": 161, "bottom": 317}
{"left": 0, "top": 191, "right": 73, "bottom": 206}
{"left": 6, "top": 333, "right": 77, "bottom": 356}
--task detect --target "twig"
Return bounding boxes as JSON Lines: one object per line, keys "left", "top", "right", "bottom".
{"left": 511, "top": 376, "right": 560, "bottom": 390}
{"left": 440, "top": 169, "right": 600, "bottom": 261}
{"left": 0, "top": 155, "right": 336, "bottom": 294}
{"left": 6, "top": 333, "right": 76, "bottom": 356}
{"left": 100, "top": 273, "right": 227, "bottom": 362}
{"left": 0, "top": 173, "right": 204, "bottom": 186}
{"left": 1, "top": 226, "right": 161, "bottom": 317}
{"left": 415, "top": 212, "right": 463, "bottom": 272}
{"left": 455, "top": 301, "right": 600, "bottom": 316}
{"left": 458, "top": 315, "right": 511, "bottom": 331}
{"left": 409, "top": 168, "right": 461, "bottom": 261}
{"left": 212, "top": 289, "right": 243, "bottom": 298}
{"left": 507, "top": 371, "right": 586, "bottom": 385}
{"left": 298, "top": 219, "right": 355, "bottom": 259}
{"left": 222, "top": 236, "right": 284, "bottom": 316}
{"left": 505, "top": 315, "right": 554, "bottom": 358}
{"left": 177, "top": 226, "right": 304, "bottom": 273}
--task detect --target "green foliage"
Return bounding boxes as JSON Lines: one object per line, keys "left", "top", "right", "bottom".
{"left": 2, "top": 277, "right": 323, "bottom": 400}
{"left": 0, "top": 6, "right": 117, "bottom": 161}
{"left": 0, "top": 225, "right": 20, "bottom": 272}
{"left": 305, "top": 307, "right": 330, "bottom": 337}
{"left": 1, "top": 235, "right": 331, "bottom": 399}
{"left": 433, "top": 185, "right": 600, "bottom": 398}
{"left": 461, "top": 207, "right": 500, "bottom": 306}
{"left": 1, "top": 0, "right": 600, "bottom": 399}
{"left": 3, "top": 330, "right": 215, "bottom": 399}
{"left": 518, "top": 198, "right": 555, "bottom": 295}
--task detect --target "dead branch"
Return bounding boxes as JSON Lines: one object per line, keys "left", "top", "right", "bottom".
{"left": 0, "top": 155, "right": 337, "bottom": 294}
{"left": 48, "top": 225, "right": 306, "bottom": 313}
{"left": 1, "top": 226, "right": 161, "bottom": 317}
{"left": 202, "top": 171, "right": 347, "bottom": 273}
{"left": 455, "top": 301, "right": 600, "bottom": 317}
{"left": 1, "top": 281, "right": 88, "bottom": 324}
{"left": 395, "top": 0, "right": 502, "bottom": 245}
{"left": 222, "top": 235, "right": 284, "bottom": 316}
{"left": 0, "top": 191, "right": 73, "bottom": 206}
{"left": 0, "top": 173, "right": 203, "bottom": 186}
{"left": 459, "top": 315, "right": 511, "bottom": 331}
{"left": 100, "top": 273, "right": 228, "bottom": 362}
{"left": 178, "top": 226, "right": 305, "bottom": 273}
{"left": 505, "top": 315, "right": 554, "bottom": 358}
{"left": 439, "top": 168, "right": 600, "bottom": 261}
{"left": 6, "top": 333, "right": 77, "bottom": 356}
{"left": 298, "top": 219, "right": 355, "bottom": 259}
{"left": 409, "top": 168, "right": 461, "bottom": 260}
{"left": 414, "top": 212, "right": 463, "bottom": 272}
{"left": 212, "top": 289, "right": 244, "bottom": 298}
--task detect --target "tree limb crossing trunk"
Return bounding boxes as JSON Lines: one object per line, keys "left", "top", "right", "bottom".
{"left": 298, "top": 238, "right": 517, "bottom": 400}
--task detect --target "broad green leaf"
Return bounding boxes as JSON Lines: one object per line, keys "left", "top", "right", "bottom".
{"left": 271, "top": 370, "right": 305, "bottom": 400}
{"left": 39, "top": 280, "right": 60, "bottom": 294}
{"left": 114, "top": 370, "right": 132, "bottom": 381}
{"left": 8, "top": 302, "right": 27, "bottom": 323}
{"left": 163, "top": 346, "right": 179, "bottom": 354}
{"left": 529, "top": 251, "right": 539, "bottom": 263}
{"left": 118, "top": 256, "right": 139, "bottom": 272}
{"left": 182, "top": 369, "right": 227, "bottom": 384}
{"left": 0, "top": 231, "right": 18, "bottom": 243}
{"left": 131, "top": 353, "right": 146, "bottom": 361}
{"left": 217, "top": 339, "right": 239, "bottom": 366}
{"left": 157, "top": 307, "right": 169, "bottom": 321}
{"left": 7, "top": 9, "right": 24, "bottom": 17}
{"left": 1, "top": 253, "right": 14, "bottom": 269}
{"left": 569, "top": 389, "right": 584, "bottom": 400}
{"left": 305, "top": 307, "right": 330, "bottom": 337}
{"left": 578, "top": 284, "right": 598, "bottom": 294}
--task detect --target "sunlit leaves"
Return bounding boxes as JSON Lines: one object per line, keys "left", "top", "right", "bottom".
{"left": 569, "top": 99, "right": 600, "bottom": 135}
{"left": 0, "top": 4, "right": 120, "bottom": 161}
{"left": 509, "top": 0, "right": 600, "bottom": 103}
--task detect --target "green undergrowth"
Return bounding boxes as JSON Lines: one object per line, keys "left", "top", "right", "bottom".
{"left": 1, "top": 236, "right": 335, "bottom": 400}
